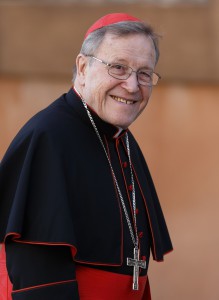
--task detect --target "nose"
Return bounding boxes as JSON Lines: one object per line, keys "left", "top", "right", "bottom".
{"left": 120, "top": 71, "right": 140, "bottom": 93}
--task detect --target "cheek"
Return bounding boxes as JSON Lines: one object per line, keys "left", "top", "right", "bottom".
{"left": 85, "top": 82, "right": 107, "bottom": 110}
{"left": 141, "top": 89, "right": 151, "bottom": 105}
{"left": 88, "top": 73, "right": 107, "bottom": 91}
{"left": 93, "top": 79, "right": 115, "bottom": 100}
{"left": 138, "top": 102, "right": 147, "bottom": 116}
{"left": 138, "top": 89, "right": 152, "bottom": 112}
{"left": 84, "top": 75, "right": 102, "bottom": 97}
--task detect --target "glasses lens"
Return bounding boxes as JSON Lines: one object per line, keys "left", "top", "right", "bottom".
{"left": 138, "top": 72, "right": 160, "bottom": 86}
{"left": 108, "top": 64, "right": 130, "bottom": 79}
{"left": 107, "top": 61, "right": 160, "bottom": 86}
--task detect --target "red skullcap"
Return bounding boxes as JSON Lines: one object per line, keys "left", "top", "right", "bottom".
{"left": 84, "top": 13, "right": 142, "bottom": 39}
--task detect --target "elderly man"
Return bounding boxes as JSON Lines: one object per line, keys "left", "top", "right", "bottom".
{"left": 0, "top": 13, "right": 172, "bottom": 300}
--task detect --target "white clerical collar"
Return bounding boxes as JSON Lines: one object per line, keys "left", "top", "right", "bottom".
{"left": 114, "top": 127, "right": 123, "bottom": 138}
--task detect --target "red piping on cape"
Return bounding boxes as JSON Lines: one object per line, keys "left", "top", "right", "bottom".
{"left": 12, "top": 279, "right": 76, "bottom": 294}
{"left": 4, "top": 232, "right": 78, "bottom": 256}
{"left": 115, "top": 136, "right": 142, "bottom": 254}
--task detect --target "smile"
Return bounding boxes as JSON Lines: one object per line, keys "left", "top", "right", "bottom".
{"left": 111, "top": 96, "right": 136, "bottom": 105}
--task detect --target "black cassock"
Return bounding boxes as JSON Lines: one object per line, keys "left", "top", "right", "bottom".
{"left": 0, "top": 88, "right": 173, "bottom": 299}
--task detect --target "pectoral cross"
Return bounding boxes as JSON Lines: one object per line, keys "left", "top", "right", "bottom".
{"left": 127, "top": 247, "right": 146, "bottom": 290}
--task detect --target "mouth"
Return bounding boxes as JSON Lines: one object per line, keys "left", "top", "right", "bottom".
{"left": 111, "top": 95, "right": 137, "bottom": 105}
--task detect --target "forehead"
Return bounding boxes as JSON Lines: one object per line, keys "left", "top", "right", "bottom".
{"left": 96, "top": 33, "right": 156, "bottom": 68}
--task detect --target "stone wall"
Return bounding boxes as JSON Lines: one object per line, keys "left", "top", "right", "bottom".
{"left": 0, "top": 1, "right": 219, "bottom": 82}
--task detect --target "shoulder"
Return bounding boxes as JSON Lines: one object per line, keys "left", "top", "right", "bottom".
{"left": 1, "top": 92, "right": 81, "bottom": 163}
{"left": 18, "top": 91, "right": 82, "bottom": 140}
{"left": 23, "top": 93, "right": 74, "bottom": 134}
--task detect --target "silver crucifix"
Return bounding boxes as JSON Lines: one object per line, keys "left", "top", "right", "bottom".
{"left": 127, "top": 247, "right": 146, "bottom": 290}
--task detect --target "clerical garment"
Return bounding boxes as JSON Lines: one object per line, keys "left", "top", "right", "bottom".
{"left": 0, "top": 88, "right": 173, "bottom": 299}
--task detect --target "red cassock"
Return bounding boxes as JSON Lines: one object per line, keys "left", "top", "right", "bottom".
{"left": 75, "top": 265, "right": 151, "bottom": 300}
{"left": 0, "top": 245, "right": 12, "bottom": 300}
{"left": 0, "top": 245, "right": 151, "bottom": 300}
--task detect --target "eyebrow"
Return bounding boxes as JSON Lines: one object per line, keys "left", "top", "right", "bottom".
{"left": 111, "top": 58, "right": 153, "bottom": 71}
{"left": 111, "top": 57, "right": 130, "bottom": 65}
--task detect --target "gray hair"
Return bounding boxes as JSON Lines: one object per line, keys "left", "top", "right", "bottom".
{"left": 73, "top": 21, "right": 160, "bottom": 81}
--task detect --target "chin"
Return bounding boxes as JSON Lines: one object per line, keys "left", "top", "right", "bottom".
{"left": 115, "top": 122, "right": 131, "bottom": 129}
{"left": 106, "top": 115, "right": 134, "bottom": 128}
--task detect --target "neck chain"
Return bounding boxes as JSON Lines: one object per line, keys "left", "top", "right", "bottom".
{"left": 74, "top": 87, "right": 146, "bottom": 290}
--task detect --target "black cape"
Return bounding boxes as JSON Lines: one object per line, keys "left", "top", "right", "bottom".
{"left": 0, "top": 88, "right": 172, "bottom": 266}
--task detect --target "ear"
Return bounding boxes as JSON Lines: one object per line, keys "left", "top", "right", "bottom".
{"left": 75, "top": 54, "right": 88, "bottom": 86}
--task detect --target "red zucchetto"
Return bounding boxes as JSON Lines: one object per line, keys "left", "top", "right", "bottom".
{"left": 84, "top": 13, "right": 142, "bottom": 39}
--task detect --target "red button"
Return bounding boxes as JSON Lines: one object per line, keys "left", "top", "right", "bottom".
{"left": 135, "top": 208, "right": 139, "bottom": 215}
{"left": 123, "top": 162, "right": 128, "bottom": 168}
{"left": 128, "top": 184, "right": 133, "bottom": 191}
{"left": 138, "top": 231, "right": 144, "bottom": 238}
{"left": 141, "top": 255, "right": 146, "bottom": 261}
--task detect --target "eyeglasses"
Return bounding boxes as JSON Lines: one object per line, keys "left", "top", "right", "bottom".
{"left": 86, "top": 55, "right": 161, "bottom": 86}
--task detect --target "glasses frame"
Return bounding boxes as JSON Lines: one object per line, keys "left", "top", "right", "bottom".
{"left": 86, "top": 55, "right": 161, "bottom": 86}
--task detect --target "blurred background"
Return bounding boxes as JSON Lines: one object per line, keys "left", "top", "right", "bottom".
{"left": 0, "top": 0, "right": 219, "bottom": 299}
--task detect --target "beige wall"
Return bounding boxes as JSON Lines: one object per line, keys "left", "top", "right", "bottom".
{"left": 1, "top": 1, "right": 219, "bottom": 299}
{"left": 0, "top": 1, "right": 219, "bottom": 81}
{"left": 132, "top": 83, "right": 219, "bottom": 299}
{"left": 1, "top": 78, "right": 219, "bottom": 299}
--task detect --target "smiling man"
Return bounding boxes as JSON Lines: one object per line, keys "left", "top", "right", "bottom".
{"left": 76, "top": 31, "right": 156, "bottom": 129}
{"left": 0, "top": 13, "right": 172, "bottom": 300}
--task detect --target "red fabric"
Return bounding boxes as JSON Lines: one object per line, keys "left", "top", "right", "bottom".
{"left": 0, "top": 243, "right": 151, "bottom": 299}
{"left": 0, "top": 244, "right": 12, "bottom": 300}
{"left": 76, "top": 264, "right": 151, "bottom": 300}
{"left": 85, "top": 13, "right": 141, "bottom": 39}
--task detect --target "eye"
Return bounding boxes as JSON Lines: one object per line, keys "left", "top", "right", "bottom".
{"left": 138, "top": 70, "right": 152, "bottom": 78}
{"left": 111, "top": 64, "right": 125, "bottom": 70}
{"left": 110, "top": 64, "right": 127, "bottom": 75}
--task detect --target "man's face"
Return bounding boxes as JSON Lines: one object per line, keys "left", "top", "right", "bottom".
{"left": 77, "top": 33, "right": 156, "bottom": 129}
